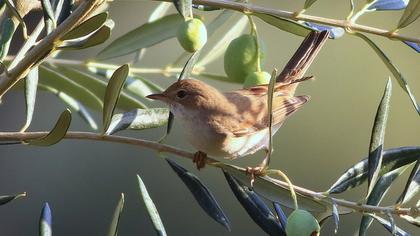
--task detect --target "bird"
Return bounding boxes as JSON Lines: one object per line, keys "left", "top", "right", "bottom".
{"left": 147, "top": 30, "right": 329, "bottom": 175}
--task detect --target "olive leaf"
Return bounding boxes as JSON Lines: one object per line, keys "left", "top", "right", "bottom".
{"left": 107, "top": 193, "right": 125, "bottom": 236}
{"left": 26, "top": 109, "right": 71, "bottom": 146}
{"left": 137, "top": 174, "right": 167, "bottom": 236}
{"left": 396, "top": 160, "right": 419, "bottom": 205}
{"left": 97, "top": 14, "right": 186, "bottom": 60}
{"left": 39, "top": 203, "right": 52, "bottom": 236}
{"left": 359, "top": 165, "right": 410, "bottom": 236}
{"left": 252, "top": 12, "right": 313, "bottom": 37}
{"left": 400, "top": 214, "right": 420, "bottom": 227}
{"left": 0, "top": 17, "right": 17, "bottom": 61}
{"left": 172, "top": 0, "right": 193, "bottom": 20}
{"left": 273, "top": 202, "right": 287, "bottom": 230}
{"left": 178, "top": 49, "right": 201, "bottom": 81}
{"left": 304, "top": 0, "right": 319, "bottom": 9}
{"left": 303, "top": 22, "right": 345, "bottom": 39}
{"left": 368, "top": 0, "right": 408, "bottom": 11}
{"left": 106, "top": 108, "right": 169, "bottom": 135}
{"left": 4, "top": 0, "right": 27, "bottom": 39}
{"left": 369, "top": 214, "right": 411, "bottom": 236}
{"left": 102, "top": 64, "right": 129, "bottom": 133}
{"left": 327, "top": 146, "right": 420, "bottom": 194}
{"left": 331, "top": 200, "right": 340, "bottom": 234}
{"left": 62, "top": 12, "right": 108, "bottom": 40}
{"left": 224, "top": 172, "right": 285, "bottom": 236}
{"left": 397, "top": 0, "right": 420, "bottom": 29}
{"left": 403, "top": 41, "right": 420, "bottom": 53}
{"left": 58, "top": 24, "right": 111, "bottom": 50}
{"left": 367, "top": 78, "right": 392, "bottom": 197}
{"left": 0, "top": 193, "right": 26, "bottom": 206}
{"left": 192, "top": 4, "right": 220, "bottom": 11}
{"left": 166, "top": 159, "right": 231, "bottom": 231}
{"left": 355, "top": 33, "right": 419, "bottom": 115}
{"left": 41, "top": 0, "right": 56, "bottom": 34}
{"left": 21, "top": 66, "right": 39, "bottom": 132}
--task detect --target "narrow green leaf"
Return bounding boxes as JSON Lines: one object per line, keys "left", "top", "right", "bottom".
{"left": 356, "top": 33, "right": 420, "bottom": 115}
{"left": 252, "top": 12, "right": 313, "bottom": 37}
{"left": 41, "top": 0, "right": 57, "bottom": 34}
{"left": 97, "top": 14, "right": 186, "bottom": 60}
{"left": 0, "top": 17, "right": 17, "bottom": 61}
{"left": 102, "top": 64, "right": 129, "bottom": 133}
{"left": 27, "top": 109, "right": 71, "bottom": 146}
{"left": 106, "top": 108, "right": 169, "bottom": 135}
{"left": 62, "top": 12, "right": 108, "bottom": 40}
{"left": 58, "top": 67, "right": 146, "bottom": 111}
{"left": 397, "top": 160, "right": 419, "bottom": 205}
{"left": 367, "top": 79, "right": 392, "bottom": 197}
{"left": 166, "top": 159, "right": 231, "bottom": 231}
{"left": 39, "top": 203, "right": 52, "bottom": 236}
{"left": 369, "top": 214, "right": 411, "bottom": 236}
{"left": 172, "top": 0, "right": 193, "bottom": 19}
{"left": 273, "top": 202, "right": 288, "bottom": 230}
{"left": 304, "top": 0, "right": 319, "bottom": 9}
{"left": 400, "top": 214, "right": 420, "bottom": 227}
{"left": 197, "top": 15, "right": 247, "bottom": 67}
{"left": 223, "top": 172, "right": 284, "bottom": 235}
{"left": 107, "top": 193, "right": 124, "bottom": 236}
{"left": 331, "top": 200, "right": 340, "bottom": 234}
{"left": 39, "top": 66, "right": 104, "bottom": 110}
{"left": 359, "top": 165, "right": 410, "bottom": 236}
{"left": 178, "top": 50, "right": 201, "bottom": 81}
{"left": 0, "top": 192, "right": 26, "bottom": 206}
{"left": 221, "top": 164, "right": 352, "bottom": 221}
{"left": 58, "top": 24, "right": 111, "bottom": 50}
{"left": 137, "top": 174, "right": 167, "bottom": 236}
{"left": 4, "top": 0, "right": 27, "bottom": 39}
{"left": 21, "top": 66, "right": 39, "bottom": 132}
{"left": 397, "top": 0, "right": 420, "bottom": 29}
{"left": 328, "top": 146, "right": 420, "bottom": 194}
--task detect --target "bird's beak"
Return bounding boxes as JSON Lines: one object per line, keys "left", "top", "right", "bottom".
{"left": 146, "top": 93, "right": 168, "bottom": 102}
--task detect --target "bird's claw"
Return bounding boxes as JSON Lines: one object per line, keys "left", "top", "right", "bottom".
{"left": 246, "top": 166, "right": 267, "bottom": 186}
{"left": 193, "top": 151, "right": 207, "bottom": 170}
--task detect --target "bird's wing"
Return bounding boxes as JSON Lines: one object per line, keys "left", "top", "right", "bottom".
{"left": 224, "top": 89, "right": 309, "bottom": 137}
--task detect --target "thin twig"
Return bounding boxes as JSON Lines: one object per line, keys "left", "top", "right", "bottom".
{"left": 154, "top": 0, "right": 419, "bottom": 43}
{"left": 0, "top": 131, "right": 416, "bottom": 218}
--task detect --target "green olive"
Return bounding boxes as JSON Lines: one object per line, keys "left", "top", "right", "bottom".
{"left": 286, "top": 209, "right": 320, "bottom": 236}
{"left": 176, "top": 18, "right": 207, "bottom": 53}
{"left": 243, "top": 71, "right": 271, "bottom": 88}
{"left": 224, "top": 34, "right": 264, "bottom": 82}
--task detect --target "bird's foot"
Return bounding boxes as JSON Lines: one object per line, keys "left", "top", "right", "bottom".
{"left": 193, "top": 151, "right": 207, "bottom": 170}
{"left": 246, "top": 165, "right": 267, "bottom": 186}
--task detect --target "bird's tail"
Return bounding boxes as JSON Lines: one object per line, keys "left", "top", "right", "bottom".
{"left": 276, "top": 30, "right": 330, "bottom": 95}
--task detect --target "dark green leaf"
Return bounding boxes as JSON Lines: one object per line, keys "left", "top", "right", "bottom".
{"left": 103, "top": 64, "right": 129, "bottom": 133}
{"left": 368, "top": 0, "right": 408, "bottom": 11}
{"left": 252, "top": 12, "right": 313, "bottom": 37}
{"left": 224, "top": 171, "right": 285, "bottom": 235}
{"left": 26, "top": 109, "right": 71, "bottom": 146}
{"left": 106, "top": 108, "right": 169, "bottom": 135}
{"left": 107, "top": 193, "right": 124, "bottom": 236}
{"left": 397, "top": 160, "right": 419, "bottom": 204}
{"left": 41, "top": 0, "right": 56, "bottom": 34}
{"left": 178, "top": 50, "right": 201, "bottom": 81}
{"left": 397, "top": 0, "right": 420, "bottom": 29}
{"left": 137, "top": 174, "right": 167, "bottom": 236}
{"left": 39, "top": 66, "right": 104, "bottom": 110}
{"left": 58, "top": 66, "right": 146, "bottom": 111}
{"left": 172, "top": 0, "right": 193, "bottom": 19}
{"left": 0, "top": 17, "right": 17, "bottom": 61}
{"left": 97, "top": 14, "right": 186, "bottom": 60}
{"left": 166, "top": 159, "right": 230, "bottom": 231}
{"left": 369, "top": 214, "right": 411, "bottom": 236}
{"left": 62, "top": 12, "right": 108, "bottom": 40}
{"left": 4, "top": 0, "right": 27, "bottom": 39}
{"left": 39, "top": 203, "right": 52, "bottom": 236}
{"left": 21, "top": 66, "right": 39, "bottom": 132}
{"left": 0, "top": 192, "right": 26, "bottom": 206}
{"left": 58, "top": 24, "right": 111, "bottom": 50}
{"left": 359, "top": 165, "right": 410, "bottom": 236}
{"left": 355, "top": 33, "right": 420, "bottom": 115}
{"left": 273, "top": 202, "right": 287, "bottom": 230}
{"left": 367, "top": 79, "right": 392, "bottom": 196}
{"left": 304, "top": 0, "right": 319, "bottom": 9}
{"left": 192, "top": 4, "right": 221, "bottom": 11}
{"left": 328, "top": 146, "right": 420, "bottom": 194}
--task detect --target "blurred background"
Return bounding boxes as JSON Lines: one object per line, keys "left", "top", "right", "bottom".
{"left": 0, "top": 0, "right": 419, "bottom": 235}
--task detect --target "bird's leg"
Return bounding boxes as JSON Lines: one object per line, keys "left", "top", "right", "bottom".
{"left": 246, "top": 149, "right": 270, "bottom": 185}
{"left": 192, "top": 151, "right": 207, "bottom": 170}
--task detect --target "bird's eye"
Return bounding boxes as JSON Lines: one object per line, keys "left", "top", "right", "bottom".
{"left": 176, "top": 90, "right": 187, "bottom": 99}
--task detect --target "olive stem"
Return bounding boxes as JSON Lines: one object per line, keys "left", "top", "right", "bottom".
{"left": 0, "top": 130, "right": 417, "bottom": 219}
{"left": 266, "top": 169, "right": 299, "bottom": 210}
{"left": 246, "top": 15, "right": 261, "bottom": 73}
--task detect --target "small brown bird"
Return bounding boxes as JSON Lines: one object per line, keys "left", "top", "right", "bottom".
{"left": 147, "top": 31, "right": 329, "bottom": 174}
